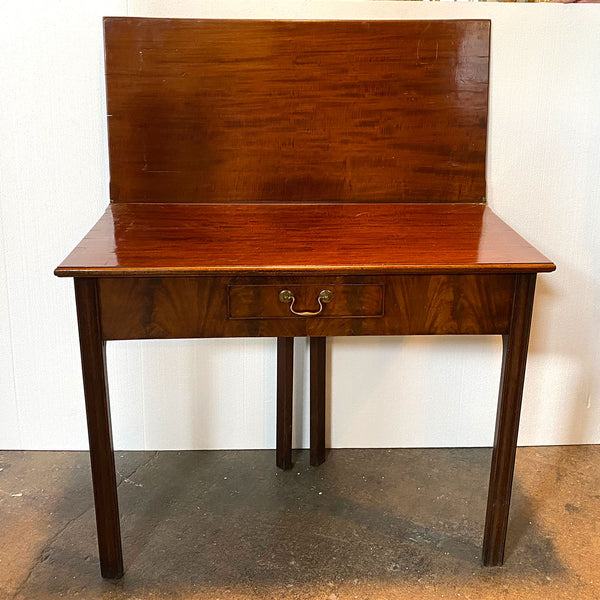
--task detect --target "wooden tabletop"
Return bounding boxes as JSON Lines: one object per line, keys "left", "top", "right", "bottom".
{"left": 105, "top": 19, "right": 490, "bottom": 205}
{"left": 55, "top": 203, "right": 555, "bottom": 277}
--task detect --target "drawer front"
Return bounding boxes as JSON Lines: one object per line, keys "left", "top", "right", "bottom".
{"left": 98, "top": 274, "right": 514, "bottom": 340}
{"left": 229, "top": 284, "right": 384, "bottom": 319}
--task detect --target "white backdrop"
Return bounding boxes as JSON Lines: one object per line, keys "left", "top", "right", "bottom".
{"left": 1, "top": 1, "right": 599, "bottom": 450}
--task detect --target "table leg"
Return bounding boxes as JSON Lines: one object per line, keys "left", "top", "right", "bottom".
{"left": 482, "top": 273, "right": 537, "bottom": 566}
{"left": 276, "top": 337, "right": 294, "bottom": 469}
{"left": 74, "top": 278, "right": 123, "bottom": 579}
{"left": 310, "top": 336, "right": 327, "bottom": 466}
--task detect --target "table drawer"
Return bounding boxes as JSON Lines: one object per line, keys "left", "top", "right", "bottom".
{"left": 228, "top": 284, "right": 384, "bottom": 319}
{"left": 98, "top": 274, "right": 514, "bottom": 340}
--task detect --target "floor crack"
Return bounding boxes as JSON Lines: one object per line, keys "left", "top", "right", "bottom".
{"left": 12, "top": 504, "right": 93, "bottom": 599}
{"left": 12, "top": 451, "right": 159, "bottom": 598}
{"left": 116, "top": 450, "right": 159, "bottom": 488}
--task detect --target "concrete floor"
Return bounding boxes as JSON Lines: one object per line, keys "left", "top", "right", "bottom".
{"left": 0, "top": 447, "right": 598, "bottom": 600}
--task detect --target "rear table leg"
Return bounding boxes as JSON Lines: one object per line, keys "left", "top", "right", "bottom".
{"left": 276, "top": 337, "right": 294, "bottom": 470}
{"left": 310, "top": 336, "right": 327, "bottom": 466}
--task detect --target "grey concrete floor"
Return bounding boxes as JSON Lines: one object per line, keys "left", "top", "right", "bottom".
{"left": 0, "top": 447, "right": 598, "bottom": 600}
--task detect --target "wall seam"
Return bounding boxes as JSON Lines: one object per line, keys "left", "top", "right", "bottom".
{"left": 0, "top": 176, "right": 23, "bottom": 446}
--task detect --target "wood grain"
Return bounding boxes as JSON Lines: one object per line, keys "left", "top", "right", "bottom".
{"left": 276, "top": 337, "right": 294, "bottom": 470}
{"left": 229, "top": 284, "right": 383, "bottom": 319}
{"left": 55, "top": 203, "right": 555, "bottom": 277}
{"left": 104, "top": 18, "right": 490, "bottom": 204}
{"left": 74, "top": 278, "right": 123, "bottom": 579}
{"left": 57, "top": 18, "right": 557, "bottom": 578}
{"left": 97, "top": 274, "right": 516, "bottom": 340}
{"left": 483, "top": 273, "right": 537, "bottom": 566}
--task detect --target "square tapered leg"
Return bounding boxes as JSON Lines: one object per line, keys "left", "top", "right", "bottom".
{"left": 74, "top": 278, "right": 123, "bottom": 579}
{"left": 310, "top": 336, "right": 327, "bottom": 466}
{"left": 482, "top": 273, "right": 537, "bottom": 566}
{"left": 276, "top": 337, "right": 294, "bottom": 470}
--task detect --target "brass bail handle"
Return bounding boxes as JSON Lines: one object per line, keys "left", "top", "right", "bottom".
{"left": 278, "top": 289, "right": 333, "bottom": 317}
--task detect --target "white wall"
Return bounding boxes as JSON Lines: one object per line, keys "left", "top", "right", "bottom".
{"left": 1, "top": 1, "right": 599, "bottom": 450}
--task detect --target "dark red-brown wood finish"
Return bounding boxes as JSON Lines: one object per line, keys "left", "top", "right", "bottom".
{"left": 93, "top": 274, "right": 515, "bottom": 339}
{"left": 57, "top": 17, "right": 556, "bottom": 579}
{"left": 104, "top": 19, "right": 490, "bottom": 205}
{"left": 74, "top": 278, "right": 123, "bottom": 579}
{"left": 483, "top": 273, "right": 537, "bottom": 565}
{"left": 310, "top": 337, "right": 327, "bottom": 466}
{"left": 276, "top": 338, "right": 294, "bottom": 470}
{"left": 55, "top": 203, "right": 553, "bottom": 277}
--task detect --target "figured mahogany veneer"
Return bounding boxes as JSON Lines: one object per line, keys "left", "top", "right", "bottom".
{"left": 96, "top": 275, "right": 514, "bottom": 339}
{"left": 55, "top": 203, "right": 553, "bottom": 277}
{"left": 56, "top": 17, "right": 555, "bottom": 579}
{"left": 228, "top": 283, "right": 384, "bottom": 320}
{"left": 105, "top": 18, "right": 489, "bottom": 204}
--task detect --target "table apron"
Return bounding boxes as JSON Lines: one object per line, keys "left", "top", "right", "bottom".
{"left": 97, "top": 274, "right": 515, "bottom": 340}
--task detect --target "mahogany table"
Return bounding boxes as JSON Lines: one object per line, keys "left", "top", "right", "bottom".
{"left": 55, "top": 18, "right": 555, "bottom": 578}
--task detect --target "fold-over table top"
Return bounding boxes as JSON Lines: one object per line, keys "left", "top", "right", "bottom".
{"left": 55, "top": 203, "right": 555, "bottom": 277}
{"left": 105, "top": 18, "right": 490, "bottom": 205}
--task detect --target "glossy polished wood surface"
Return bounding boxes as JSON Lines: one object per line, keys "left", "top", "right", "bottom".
{"left": 74, "top": 279, "right": 123, "bottom": 578}
{"left": 483, "top": 273, "right": 536, "bottom": 566}
{"left": 105, "top": 18, "right": 490, "bottom": 204}
{"left": 96, "top": 274, "right": 515, "bottom": 339}
{"left": 55, "top": 203, "right": 554, "bottom": 277}
{"left": 60, "top": 18, "right": 557, "bottom": 576}
{"left": 229, "top": 283, "right": 384, "bottom": 319}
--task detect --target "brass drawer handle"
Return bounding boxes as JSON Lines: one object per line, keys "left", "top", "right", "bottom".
{"left": 278, "top": 289, "right": 333, "bottom": 317}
